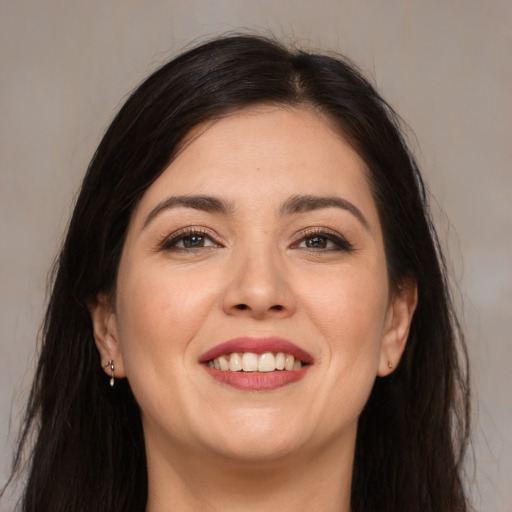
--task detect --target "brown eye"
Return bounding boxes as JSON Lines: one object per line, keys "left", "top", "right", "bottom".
{"left": 161, "top": 230, "right": 219, "bottom": 251}
{"left": 294, "top": 230, "right": 354, "bottom": 252}
{"left": 304, "top": 236, "right": 329, "bottom": 249}
{"left": 182, "top": 235, "right": 207, "bottom": 248}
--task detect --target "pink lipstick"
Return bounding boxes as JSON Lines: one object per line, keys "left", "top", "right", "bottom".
{"left": 199, "top": 337, "right": 313, "bottom": 391}
{"left": 199, "top": 337, "right": 314, "bottom": 364}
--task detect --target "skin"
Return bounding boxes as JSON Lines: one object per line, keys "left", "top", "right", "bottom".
{"left": 90, "top": 106, "right": 417, "bottom": 512}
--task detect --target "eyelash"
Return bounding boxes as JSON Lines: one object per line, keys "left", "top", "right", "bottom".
{"left": 159, "top": 228, "right": 220, "bottom": 252}
{"left": 159, "top": 227, "right": 354, "bottom": 254}
{"left": 292, "top": 228, "right": 354, "bottom": 253}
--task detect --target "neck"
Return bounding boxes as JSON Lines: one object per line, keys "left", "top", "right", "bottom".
{"left": 144, "top": 431, "right": 355, "bottom": 512}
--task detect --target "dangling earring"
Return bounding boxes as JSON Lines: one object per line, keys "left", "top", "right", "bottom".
{"left": 105, "top": 359, "right": 115, "bottom": 386}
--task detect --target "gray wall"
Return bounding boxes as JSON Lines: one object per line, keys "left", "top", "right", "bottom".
{"left": 1, "top": 1, "right": 510, "bottom": 510}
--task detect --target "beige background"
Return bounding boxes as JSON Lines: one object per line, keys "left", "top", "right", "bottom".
{"left": 1, "top": 1, "right": 510, "bottom": 510}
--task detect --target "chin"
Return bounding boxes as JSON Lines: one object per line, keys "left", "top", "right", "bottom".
{"left": 212, "top": 435, "right": 302, "bottom": 464}
{"left": 200, "top": 410, "right": 309, "bottom": 462}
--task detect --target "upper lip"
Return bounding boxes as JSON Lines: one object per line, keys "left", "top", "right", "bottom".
{"left": 199, "top": 337, "right": 314, "bottom": 365}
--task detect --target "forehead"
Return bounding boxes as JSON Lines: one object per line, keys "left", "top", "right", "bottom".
{"left": 132, "top": 106, "right": 380, "bottom": 226}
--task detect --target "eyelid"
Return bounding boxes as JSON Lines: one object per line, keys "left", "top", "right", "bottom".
{"left": 158, "top": 226, "right": 223, "bottom": 251}
{"left": 290, "top": 227, "right": 354, "bottom": 252}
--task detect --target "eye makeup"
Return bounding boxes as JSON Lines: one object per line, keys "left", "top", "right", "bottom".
{"left": 291, "top": 227, "right": 355, "bottom": 253}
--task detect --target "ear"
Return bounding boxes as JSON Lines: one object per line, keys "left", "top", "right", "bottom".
{"left": 88, "top": 293, "right": 126, "bottom": 379}
{"left": 377, "top": 280, "right": 418, "bottom": 377}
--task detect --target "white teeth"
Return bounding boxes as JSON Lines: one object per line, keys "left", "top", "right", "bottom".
{"left": 242, "top": 352, "right": 259, "bottom": 372}
{"left": 275, "top": 352, "right": 285, "bottom": 370}
{"left": 209, "top": 352, "right": 305, "bottom": 372}
{"left": 218, "top": 355, "right": 230, "bottom": 371}
{"left": 285, "top": 354, "right": 295, "bottom": 371}
{"left": 258, "top": 352, "right": 276, "bottom": 372}
{"left": 229, "top": 353, "right": 243, "bottom": 371}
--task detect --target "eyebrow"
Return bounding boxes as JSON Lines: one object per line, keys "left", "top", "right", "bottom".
{"left": 143, "top": 195, "right": 234, "bottom": 228}
{"left": 280, "top": 195, "right": 370, "bottom": 231}
{"left": 143, "top": 193, "right": 370, "bottom": 232}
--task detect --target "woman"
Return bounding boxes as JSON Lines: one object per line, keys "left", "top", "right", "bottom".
{"left": 4, "top": 35, "right": 470, "bottom": 511}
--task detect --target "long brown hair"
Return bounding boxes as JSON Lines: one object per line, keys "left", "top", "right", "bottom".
{"left": 4, "top": 34, "right": 470, "bottom": 512}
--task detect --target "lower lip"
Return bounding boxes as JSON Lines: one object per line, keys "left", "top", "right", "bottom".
{"left": 203, "top": 365, "right": 309, "bottom": 391}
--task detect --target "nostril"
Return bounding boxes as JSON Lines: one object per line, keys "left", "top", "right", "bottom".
{"left": 233, "top": 303, "right": 284, "bottom": 312}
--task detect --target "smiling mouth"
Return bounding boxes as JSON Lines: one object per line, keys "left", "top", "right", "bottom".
{"left": 200, "top": 337, "right": 312, "bottom": 390}
{"left": 207, "top": 352, "right": 305, "bottom": 372}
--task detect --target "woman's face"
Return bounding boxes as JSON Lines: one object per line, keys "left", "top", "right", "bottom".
{"left": 92, "top": 106, "right": 415, "bottom": 466}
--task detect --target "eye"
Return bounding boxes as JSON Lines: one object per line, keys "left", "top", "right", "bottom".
{"left": 160, "top": 229, "right": 220, "bottom": 251}
{"left": 293, "top": 229, "right": 354, "bottom": 252}
{"left": 299, "top": 235, "right": 335, "bottom": 250}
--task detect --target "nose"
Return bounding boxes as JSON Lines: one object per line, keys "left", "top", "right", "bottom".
{"left": 222, "top": 247, "right": 296, "bottom": 320}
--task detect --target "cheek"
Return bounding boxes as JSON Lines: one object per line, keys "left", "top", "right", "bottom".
{"left": 114, "top": 262, "right": 219, "bottom": 372}
{"left": 113, "top": 263, "right": 223, "bottom": 431}
{"left": 297, "top": 267, "right": 389, "bottom": 435}
{"left": 300, "top": 265, "right": 390, "bottom": 352}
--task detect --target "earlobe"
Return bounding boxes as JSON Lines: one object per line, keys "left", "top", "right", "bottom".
{"left": 377, "top": 280, "right": 418, "bottom": 377}
{"left": 88, "top": 293, "right": 126, "bottom": 379}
